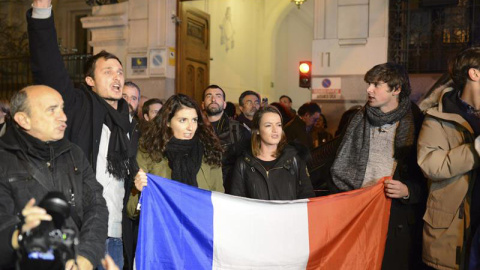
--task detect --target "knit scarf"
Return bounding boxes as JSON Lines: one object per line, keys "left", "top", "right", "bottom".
{"left": 12, "top": 123, "right": 69, "bottom": 162}
{"left": 164, "top": 135, "right": 203, "bottom": 187}
{"left": 96, "top": 95, "right": 137, "bottom": 180}
{"left": 331, "top": 98, "right": 415, "bottom": 191}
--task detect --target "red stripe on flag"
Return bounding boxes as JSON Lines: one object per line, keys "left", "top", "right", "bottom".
{"left": 306, "top": 177, "right": 392, "bottom": 269}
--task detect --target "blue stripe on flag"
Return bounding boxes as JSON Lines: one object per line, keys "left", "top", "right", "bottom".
{"left": 136, "top": 174, "right": 214, "bottom": 270}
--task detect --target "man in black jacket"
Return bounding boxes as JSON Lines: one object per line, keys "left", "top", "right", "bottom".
{"left": 202, "top": 85, "right": 250, "bottom": 191}
{"left": 284, "top": 102, "right": 321, "bottom": 149}
{"left": 237, "top": 90, "right": 261, "bottom": 131}
{"left": 123, "top": 81, "right": 141, "bottom": 122}
{"left": 27, "top": 1, "right": 138, "bottom": 269}
{"left": 0, "top": 86, "right": 108, "bottom": 270}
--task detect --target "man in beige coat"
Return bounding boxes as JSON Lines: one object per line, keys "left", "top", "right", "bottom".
{"left": 418, "top": 47, "right": 480, "bottom": 270}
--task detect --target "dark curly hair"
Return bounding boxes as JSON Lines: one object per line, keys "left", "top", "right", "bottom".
{"left": 251, "top": 105, "right": 288, "bottom": 158}
{"left": 139, "top": 94, "right": 222, "bottom": 167}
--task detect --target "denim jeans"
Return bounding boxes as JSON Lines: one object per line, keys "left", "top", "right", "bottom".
{"left": 97, "top": 237, "right": 123, "bottom": 270}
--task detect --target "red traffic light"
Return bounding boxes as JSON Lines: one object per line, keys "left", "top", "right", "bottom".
{"left": 299, "top": 61, "right": 312, "bottom": 88}
{"left": 299, "top": 63, "right": 310, "bottom": 73}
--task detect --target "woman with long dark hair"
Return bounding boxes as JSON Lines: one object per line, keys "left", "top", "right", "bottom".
{"left": 127, "top": 94, "right": 224, "bottom": 218}
{"left": 228, "top": 106, "right": 314, "bottom": 200}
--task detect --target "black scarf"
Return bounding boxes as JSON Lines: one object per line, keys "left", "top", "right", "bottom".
{"left": 164, "top": 136, "right": 203, "bottom": 187}
{"left": 12, "top": 123, "right": 69, "bottom": 162}
{"left": 331, "top": 98, "right": 415, "bottom": 191}
{"left": 211, "top": 113, "right": 229, "bottom": 134}
{"left": 237, "top": 113, "right": 253, "bottom": 129}
{"left": 95, "top": 95, "right": 137, "bottom": 180}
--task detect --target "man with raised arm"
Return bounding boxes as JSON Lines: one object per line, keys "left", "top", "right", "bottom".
{"left": 27, "top": 1, "right": 137, "bottom": 269}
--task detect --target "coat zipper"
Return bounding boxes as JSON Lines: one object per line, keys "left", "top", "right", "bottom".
{"left": 254, "top": 160, "right": 282, "bottom": 179}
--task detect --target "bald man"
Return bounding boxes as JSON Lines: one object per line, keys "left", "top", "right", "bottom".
{"left": 0, "top": 85, "right": 108, "bottom": 270}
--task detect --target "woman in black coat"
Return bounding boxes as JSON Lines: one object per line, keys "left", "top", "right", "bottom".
{"left": 228, "top": 106, "right": 315, "bottom": 200}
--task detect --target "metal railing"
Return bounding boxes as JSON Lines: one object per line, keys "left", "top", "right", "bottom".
{"left": 0, "top": 55, "right": 31, "bottom": 100}
{"left": 0, "top": 53, "right": 91, "bottom": 100}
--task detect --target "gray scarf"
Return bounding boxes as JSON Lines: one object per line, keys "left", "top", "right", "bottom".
{"left": 331, "top": 98, "right": 414, "bottom": 191}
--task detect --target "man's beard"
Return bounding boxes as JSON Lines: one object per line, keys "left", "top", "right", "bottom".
{"left": 206, "top": 105, "right": 223, "bottom": 116}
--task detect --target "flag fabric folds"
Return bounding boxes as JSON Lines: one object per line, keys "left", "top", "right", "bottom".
{"left": 136, "top": 174, "right": 391, "bottom": 270}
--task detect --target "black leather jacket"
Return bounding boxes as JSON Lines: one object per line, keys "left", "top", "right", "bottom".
{"left": 229, "top": 145, "right": 315, "bottom": 200}
{"left": 213, "top": 113, "right": 250, "bottom": 190}
{"left": 0, "top": 126, "right": 108, "bottom": 267}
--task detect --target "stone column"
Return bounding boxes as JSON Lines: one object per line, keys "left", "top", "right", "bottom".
{"left": 81, "top": 2, "right": 128, "bottom": 62}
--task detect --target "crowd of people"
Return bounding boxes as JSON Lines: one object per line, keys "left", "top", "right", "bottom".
{"left": 1, "top": 0, "right": 480, "bottom": 270}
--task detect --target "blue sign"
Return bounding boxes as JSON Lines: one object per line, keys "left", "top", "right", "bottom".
{"left": 132, "top": 57, "right": 147, "bottom": 69}
{"left": 322, "top": 79, "right": 331, "bottom": 88}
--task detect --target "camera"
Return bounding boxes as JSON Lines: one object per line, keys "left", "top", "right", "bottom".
{"left": 18, "top": 192, "right": 78, "bottom": 265}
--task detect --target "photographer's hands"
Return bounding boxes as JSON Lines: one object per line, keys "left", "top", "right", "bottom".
{"left": 11, "top": 198, "right": 52, "bottom": 249}
{"left": 101, "top": 255, "right": 119, "bottom": 270}
{"left": 13, "top": 200, "right": 99, "bottom": 270}
{"left": 65, "top": 255, "right": 93, "bottom": 270}
{"left": 64, "top": 255, "right": 118, "bottom": 270}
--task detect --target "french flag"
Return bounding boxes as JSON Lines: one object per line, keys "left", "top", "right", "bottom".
{"left": 136, "top": 174, "right": 391, "bottom": 270}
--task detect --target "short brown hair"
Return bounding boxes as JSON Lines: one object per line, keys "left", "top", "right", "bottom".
{"left": 449, "top": 47, "right": 480, "bottom": 91}
{"left": 251, "top": 105, "right": 287, "bottom": 158}
{"left": 142, "top": 98, "right": 163, "bottom": 117}
{"left": 84, "top": 50, "right": 122, "bottom": 79}
{"left": 202, "top": 84, "right": 226, "bottom": 100}
{"left": 364, "top": 62, "right": 411, "bottom": 101}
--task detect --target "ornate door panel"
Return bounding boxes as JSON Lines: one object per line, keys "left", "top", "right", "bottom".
{"left": 177, "top": 4, "right": 210, "bottom": 104}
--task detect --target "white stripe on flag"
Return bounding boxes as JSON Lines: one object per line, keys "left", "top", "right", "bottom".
{"left": 211, "top": 193, "right": 310, "bottom": 269}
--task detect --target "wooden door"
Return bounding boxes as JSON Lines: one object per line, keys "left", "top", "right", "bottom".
{"left": 176, "top": 3, "right": 210, "bottom": 104}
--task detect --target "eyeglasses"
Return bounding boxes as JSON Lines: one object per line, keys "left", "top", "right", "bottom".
{"left": 244, "top": 100, "right": 260, "bottom": 106}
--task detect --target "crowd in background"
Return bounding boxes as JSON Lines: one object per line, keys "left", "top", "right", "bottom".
{"left": 1, "top": 1, "right": 480, "bottom": 270}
